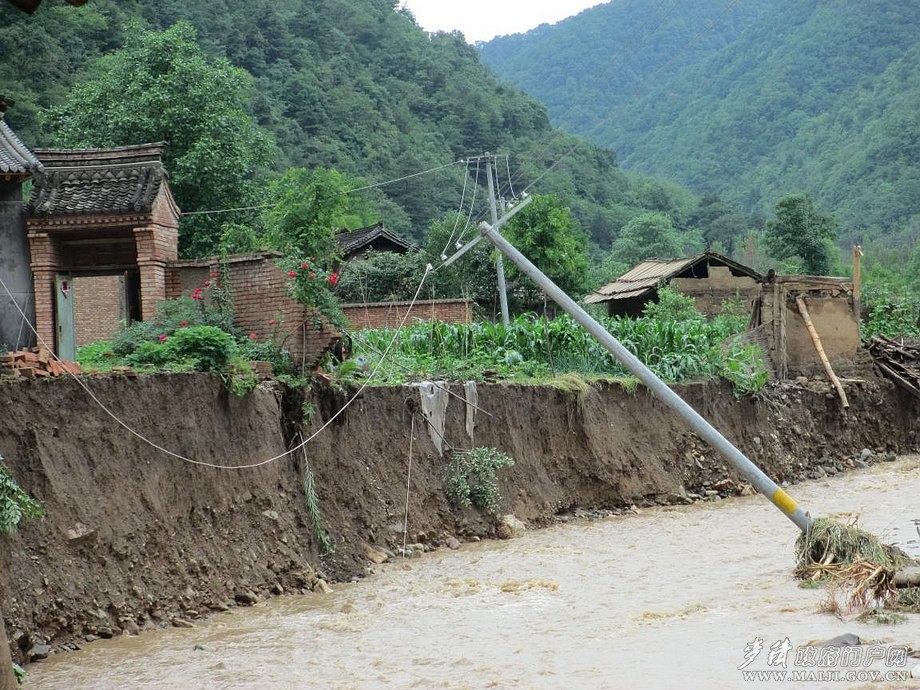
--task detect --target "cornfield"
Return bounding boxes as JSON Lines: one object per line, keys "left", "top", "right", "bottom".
{"left": 352, "top": 312, "right": 768, "bottom": 393}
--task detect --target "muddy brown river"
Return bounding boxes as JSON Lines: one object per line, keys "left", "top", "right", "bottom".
{"left": 25, "top": 457, "right": 920, "bottom": 689}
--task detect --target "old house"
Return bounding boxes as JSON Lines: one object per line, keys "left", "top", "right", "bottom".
{"left": 334, "top": 222, "right": 415, "bottom": 260}
{"left": 752, "top": 272, "right": 859, "bottom": 379}
{"left": 0, "top": 100, "right": 42, "bottom": 350}
{"left": 332, "top": 222, "right": 472, "bottom": 330}
{"left": 584, "top": 252, "right": 763, "bottom": 318}
{"left": 25, "top": 143, "right": 180, "bottom": 357}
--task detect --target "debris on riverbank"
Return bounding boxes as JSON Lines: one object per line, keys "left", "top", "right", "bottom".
{"left": 795, "top": 517, "right": 919, "bottom": 612}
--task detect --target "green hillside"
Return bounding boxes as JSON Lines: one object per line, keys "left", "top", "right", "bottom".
{"left": 0, "top": 0, "right": 685, "bottom": 255}
{"left": 481, "top": 0, "right": 920, "bottom": 246}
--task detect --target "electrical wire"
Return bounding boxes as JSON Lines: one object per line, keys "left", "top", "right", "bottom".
{"left": 183, "top": 159, "right": 463, "bottom": 217}
{"left": 0, "top": 265, "right": 432, "bottom": 470}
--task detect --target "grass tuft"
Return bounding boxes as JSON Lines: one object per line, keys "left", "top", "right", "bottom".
{"left": 795, "top": 517, "right": 917, "bottom": 611}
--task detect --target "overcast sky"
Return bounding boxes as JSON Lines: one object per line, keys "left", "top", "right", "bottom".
{"left": 399, "top": 1, "right": 608, "bottom": 43}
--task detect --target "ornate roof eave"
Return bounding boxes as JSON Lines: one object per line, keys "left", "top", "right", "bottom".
{"left": 0, "top": 117, "right": 43, "bottom": 176}
{"left": 26, "top": 212, "right": 157, "bottom": 233}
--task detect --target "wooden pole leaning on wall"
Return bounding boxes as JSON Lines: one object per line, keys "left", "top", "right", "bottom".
{"left": 795, "top": 294, "right": 849, "bottom": 409}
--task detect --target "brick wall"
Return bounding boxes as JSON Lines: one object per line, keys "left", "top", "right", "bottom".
{"left": 73, "top": 275, "right": 123, "bottom": 346}
{"left": 25, "top": 231, "right": 61, "bottom": 348}
{"left": 169, "top": 253, "right": 340, "bottom": 368}
{"left": 341, "top": 299, "right": 473, "bottom": 330}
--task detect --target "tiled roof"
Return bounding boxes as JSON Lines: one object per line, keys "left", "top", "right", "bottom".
{"left": 0, "top": 117, "right": 43, "bottom": 176}
{"left": 26, "top": 143, "right": 168, "bottom": 216}
{"left": 335, "top": 223, "right": 416, "bottom": 257}
{"left": 584, "top": 252, "right": 762, "bottom": 304}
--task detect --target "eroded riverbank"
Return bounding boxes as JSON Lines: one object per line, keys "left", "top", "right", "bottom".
{"left": 1, "top": 370, "right": 918, "bottom": 670}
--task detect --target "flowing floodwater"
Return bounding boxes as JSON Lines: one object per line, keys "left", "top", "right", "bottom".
{"left": 26, "top": 457, "right": 920, "bottom": 690}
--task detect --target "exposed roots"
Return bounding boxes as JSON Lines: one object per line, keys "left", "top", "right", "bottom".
{"left": 795, "top": 517, "right": 917, "bottom": 612}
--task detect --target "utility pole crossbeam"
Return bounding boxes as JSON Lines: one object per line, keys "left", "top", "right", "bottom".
{"left": 466, "top": 154, "right": 512, "bottom": 325}
{"left": 478, "top": 220, "right": 813, "bottom": 533}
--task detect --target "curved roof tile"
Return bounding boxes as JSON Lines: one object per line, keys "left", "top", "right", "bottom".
{"left": 26, "top": 144, "right": 167, "bottom": 216}
{"left": 0, "top": 118, "right": 43, "bottom": 175}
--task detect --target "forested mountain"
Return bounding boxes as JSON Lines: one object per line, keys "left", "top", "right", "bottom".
{"left": 481, "top": 0, "right": 920, "bottom": 247}
{"left": 0, "top": 0, "right": 697, "bottom": 256}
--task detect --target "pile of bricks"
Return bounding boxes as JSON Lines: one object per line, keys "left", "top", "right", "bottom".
{"left": 1, "top": 348, "right": 82, "bottom": 379}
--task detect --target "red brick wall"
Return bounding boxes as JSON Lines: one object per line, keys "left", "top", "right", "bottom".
{"left": 342, "top": 299, "right": 473, "bottom": 330}
{"left": 25, "top": 231, "right": 61, "bottom": 348}
{"left": 169, "top": 253, "right": 340, "bottom": 368}
{"left": 74, "top": 275, "right": 123, "bottom": 346}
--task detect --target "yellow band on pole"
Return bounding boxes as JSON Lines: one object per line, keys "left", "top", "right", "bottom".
{"left": 772, "top": 488, "right": 798, "bottom": 515}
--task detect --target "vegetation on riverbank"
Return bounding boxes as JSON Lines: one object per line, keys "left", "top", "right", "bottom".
{"left": 346, "top": 289, "right": 768, "bottom": 393}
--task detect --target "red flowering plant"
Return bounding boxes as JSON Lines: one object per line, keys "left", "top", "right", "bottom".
{"left": 281, "top": 256, "right": 345, "bottom": 330}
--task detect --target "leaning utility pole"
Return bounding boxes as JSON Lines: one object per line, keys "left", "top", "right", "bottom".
{"left": 477, "top": 218, "right": 813, "bottom": 533}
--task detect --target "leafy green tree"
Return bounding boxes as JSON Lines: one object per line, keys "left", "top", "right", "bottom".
{"left": 335, "top": 250, "right": 431, "bottom": 304}
{"left": 610, "top": 212, "right": 684, "bottom": 266}
{"left": 262, "top": 167, "right": 377, "bottom": 259}
{"left": 765, "top": 193, "right": 838, "bottom": 274}
{"left": 504, "top": 194, "right": 590, "bottom": 307}
{"left": 43, "top": 21, "right": 275, "bottom": 258}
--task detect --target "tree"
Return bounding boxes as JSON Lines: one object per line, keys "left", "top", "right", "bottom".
{"left": 610, "top": 211, "right": 684, "bottom": 266}
{"left": 43, "top": 21, "right": 275, "bottom": 258}
{"left": 261, "top": 167, "right": 377, "bottom": 259}
{"left": 765, "top": 193, "right": 838, "bottom": 274}
{"left": 504, "top": 194, "right": 590, "bottom": 308}
{"left": 335, "top": 250, "right": 431, "bottom": 304}
{"left": 424, "top": 214, "right": 499, "bottom": 309}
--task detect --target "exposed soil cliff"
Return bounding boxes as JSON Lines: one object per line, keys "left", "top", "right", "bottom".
{"left": 0, "top": 370, "right": 917, "bottom": 664}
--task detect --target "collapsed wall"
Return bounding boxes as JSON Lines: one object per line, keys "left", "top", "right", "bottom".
{"left": 0, "top": 372, "right": 917, "bottom": 663}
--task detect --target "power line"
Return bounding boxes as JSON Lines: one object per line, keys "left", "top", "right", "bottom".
{"left": 183, "top": 159, "right": 464, "bottom": 217}
{"left": 0, "top": 265, "right": 433, "bottom": 470}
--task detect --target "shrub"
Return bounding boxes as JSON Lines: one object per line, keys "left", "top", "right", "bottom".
{"left": 125, "top": 341, "right": 175, "bottom": 368}
{"left": 0, "top": 458, "right": 45, "bottom": 535}
{"left": 165, "top": 326, "right": 238, "bottom": 372}
{"left": 444, "top": 447, "right": 515, "bottom": 514}
{"left": 642, "top": 285, "right": 701, "bottom": 323}
{"left": 110, "top": 296, "right": 235, "bottom": 357}
{"left": 862, "top": 286, "right": 920, "bottom": 338}
{"left": 221, "top": 356, "right": 259, "bottom": 397}
{"left": 238, "top": 338, "right": 295, "bottom": 375}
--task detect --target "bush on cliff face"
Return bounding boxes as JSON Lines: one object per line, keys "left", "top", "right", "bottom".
{"left": 444, "top": 447, "right": 515, "bottom": 515}
{"left": 0, "top": 455, "right": 44, "bottom": 536}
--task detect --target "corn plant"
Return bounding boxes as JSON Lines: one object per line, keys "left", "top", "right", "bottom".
{"left": 353, "top": 305, "right": 768, "bottom": 393}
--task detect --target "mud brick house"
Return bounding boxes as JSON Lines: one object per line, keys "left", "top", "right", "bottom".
{"left": 0, "top": 100, "right": 43, "bottom": 350}
{"left": 585, "top": 252, "right": 763, "bottom": 318}
{"left": 24, "top": 143, "right": 180, "bottom": 357}
{"left": 751, "top": 273, "right": 859, "bottom": 379}
{"left": 586, "top": 252, "right": 859, "bottom": 379}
